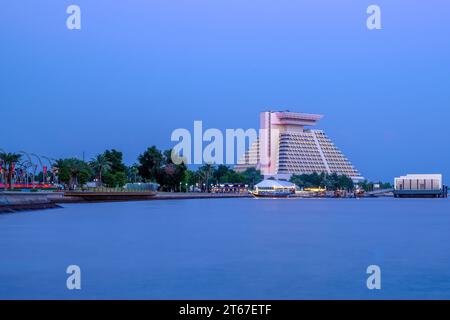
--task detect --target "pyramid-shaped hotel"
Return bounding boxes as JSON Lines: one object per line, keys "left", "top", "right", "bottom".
{"left": 235, "top": 111, "right": 364, "bottom": 183}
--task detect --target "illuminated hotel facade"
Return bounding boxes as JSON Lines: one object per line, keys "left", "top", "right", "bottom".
{"left": 235, "top": 111, "right": 364, "bottom": 182}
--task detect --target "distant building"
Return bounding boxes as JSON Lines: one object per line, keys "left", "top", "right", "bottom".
{"left": 235, "top": 110, "right": 364, "bottom": 182}
{"left": 394, "top": 174, "right": 448, "bottom": 198}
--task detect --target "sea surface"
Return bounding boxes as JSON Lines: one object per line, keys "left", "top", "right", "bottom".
{"left": 1, "top": 197, "right": 450, "bottom": 299}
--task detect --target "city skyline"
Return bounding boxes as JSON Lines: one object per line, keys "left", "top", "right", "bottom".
{"left": 1, "top": 1, "right": 449, "bottom": 182}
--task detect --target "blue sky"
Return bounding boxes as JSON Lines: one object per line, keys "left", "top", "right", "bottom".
{"left": 1, "top": 0, "right": 449, "bottom": 181}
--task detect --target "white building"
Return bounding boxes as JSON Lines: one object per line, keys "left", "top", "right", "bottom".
{"left": 393, "top": 174, "right": 447, "bottom": 198}
{"left": 235, "top": 110, "right": 364, "bottom": 182}
{"left": 394, "top": 174, "right": 442, "bottom": 191}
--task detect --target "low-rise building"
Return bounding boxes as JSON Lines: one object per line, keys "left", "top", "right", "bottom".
{"left": 394, "top": 174, "right": 448, "bottom": 198}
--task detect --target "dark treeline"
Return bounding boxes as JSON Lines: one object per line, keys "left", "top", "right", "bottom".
{"left": 55, "top": 149, "right": 128, "bottom": 190}
{"left": 290, "top": 172, "right": 354, "bottom": 191}
{"left": 137, "top": 146, "right": 263, "bottom": 192}
{"left": 358, "top": 180, "right": 392, "bottom": 192}
{"left": 34, "top": 146, "right": 263, "bottom": 191}
{"left": 1, "top": 149, "right": 391, "bottom": 192}
{"left": 290, "top": 172, "right": 392, "bottom": 191}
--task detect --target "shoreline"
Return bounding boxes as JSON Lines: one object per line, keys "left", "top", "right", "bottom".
{"left": 2, "top": 190, "right": 427, "bottom": 213}
{"left": 153, "top": 192, "right": 252, "bottom": 200}
{"left": 0, "top": 191, "right": 252, "bottom": 213}
{"left": 0, "top": 191, "right": 62, "bottom": 213}
{"left": 56, "top": 192, "right": 252, "bottom": 203}
{"left": 0, "top": 203, "right": 61, "bottom": 213}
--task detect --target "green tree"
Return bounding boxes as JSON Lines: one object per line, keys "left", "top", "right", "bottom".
{"left": 137, "top": 146, "right": 163, "bottom": 182}
{"left": 90, "top": 154, "right": 112, "bottom": 186}
{"left": 338, "top": 174, "right": 354, "bottom": 191}
{"left": 290, "top": 173, "right": 320, "bottom": 189}
{"left": 185, "top": 169, "right": 200, "bottom": 190}
{"left": 358, "top": 180, "right": 370, "bottom": 191}
{"left": 323, "top": 173, "right": 339, "bottom": 190}
{"left": 180, "top": 169, "right": 192, "bottom": 192}
{"left": 241, "top": 168, "right": 263, "bottom": 188}
{"left": 114, "top": 171, "right": 127, "bottom": 187}
{"left": 103, "top": 171, "right": 127, "bottom": 188}
{"left": 377, "top": 181, "right": 393, "bottom": 189}
{"left": 0, "top": 152, "right": 22, "bottom": 190}
{"left": 221, "top": 170, "right": 244, "bottom": 184}
{"left": 126, "top": 164, "right": 141, "bottom": 183}
{"left": 213, "top": 165, "right": 230, "bottom": 183}
{"left": 158, "top": 162, "right": 187, "bottom": 192}
{"left": 56, "top": 158, "right": 92, "bottom": 190}
{"left": 358, "top": 180, "right": 392, "bottom": 191}
{"left": 291, "top": 172, "right": 354, "bottom": 191}
{"left": 158, "top": 149, "right": 188, "bottom": 192}
{"left": 198, "top": 163, "right": 214, "bottom": 192}
{"left": 104, "top": 149, "right": 127, "bottom": 174}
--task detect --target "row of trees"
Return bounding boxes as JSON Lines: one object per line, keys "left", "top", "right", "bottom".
{"left": 3, "top": 148, "right": 391, "bottom": 192}
{"left": 58, "top": 145, "right": 264, "bottom": 191}
{"left": 0, "top": 150, "right": 129, "bottom": 190}
{"left": 0, "top": 152, "right": 22, "bottom": 190}
{"left": 1, "top": 147, "right": 263, "bottom": 191}
{"left": 290, "top": 172, "right": 355, "bottom": 191}
{"left": 56, "top": 149, "right": 129, "bottom": 190}
{"left": 290, "top": 172, "right": 393, "bottom": 191}
{"left": 358, "top": 180, "right": 392, "bottom": 192}
{"left": 136, "top": 146, "right": 263, "bottom": 192}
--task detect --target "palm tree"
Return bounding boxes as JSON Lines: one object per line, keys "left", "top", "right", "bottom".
{"left": 127, "top": 165, "right": 140, "bottom": 183}
{"left": 0, "top": 152, "right": 22, "bottom": 190}
{"left": 56, "top": 158, "right": 92, "bottom": 190}
{"left": 90, "top": 154, "right": 112, "bottom": 187}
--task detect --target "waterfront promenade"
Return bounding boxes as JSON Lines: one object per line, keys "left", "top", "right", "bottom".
{"left": 0, "top": 192, "right": 61, "bottom": 213}
{"left": 155, "top": 192, "right": 251, "bottom": 200}
{"left": 0, "top": 191, "right": 252, "bottom": 213}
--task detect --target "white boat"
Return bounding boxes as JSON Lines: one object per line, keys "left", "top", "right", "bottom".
{"left": 251, "top": 180, "right": 296, "bottom": 198}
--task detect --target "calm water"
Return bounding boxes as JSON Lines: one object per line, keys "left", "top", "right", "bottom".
{"left": 1, "top": 197, "right": 450, "bottom": 299}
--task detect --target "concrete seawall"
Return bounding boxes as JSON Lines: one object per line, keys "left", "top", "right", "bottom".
{"left": 154, "top": 192, "right": 252, "bottom": 200}
{"left": 0, "top": 192, "right": 61, "bottom": 213}
{"left": 56, "top": 192, "right": 252, "bottom": 202}
{"left": 0, "top": 191, "right": 252, "bottom": 213}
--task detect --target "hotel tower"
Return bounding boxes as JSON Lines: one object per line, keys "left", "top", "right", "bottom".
{"left": 235, "top": 111, "right": 364, "bottom": 182}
